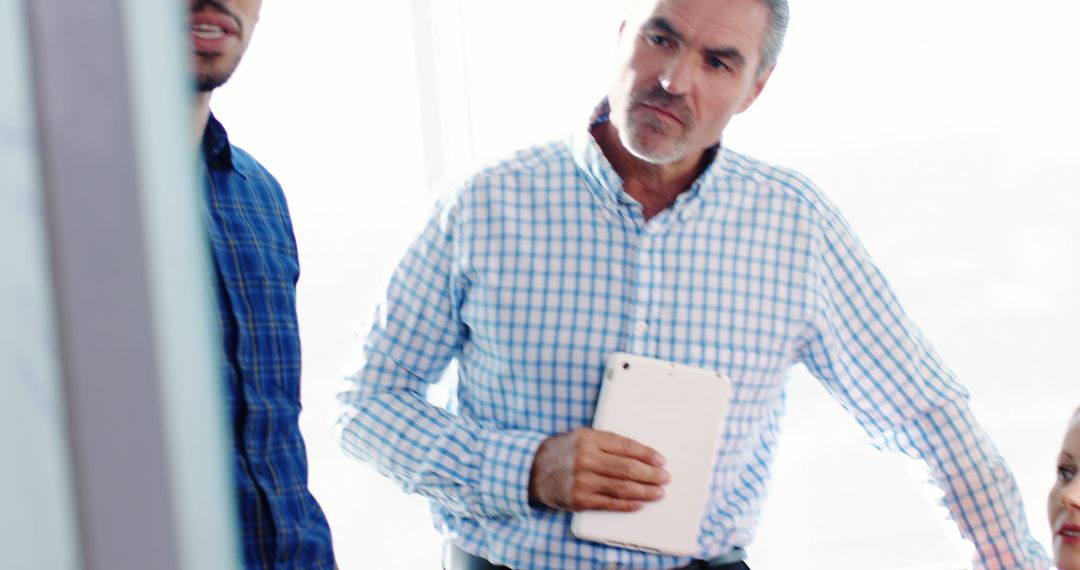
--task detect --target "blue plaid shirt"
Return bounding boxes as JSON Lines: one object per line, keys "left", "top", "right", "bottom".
{"left": 202, "top": 114, "right": 335, "bottom": 569}
{"left": 336, "top": 102, "right": 1048, "bottom": 570}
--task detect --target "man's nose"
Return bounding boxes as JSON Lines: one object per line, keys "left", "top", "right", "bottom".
{"left": 659, "top": 54, "right": 696, "bottom": 95}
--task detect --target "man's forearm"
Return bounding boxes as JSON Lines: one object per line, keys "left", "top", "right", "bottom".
{"left": 336, "top": 348, "right": 546, "bottom": 520}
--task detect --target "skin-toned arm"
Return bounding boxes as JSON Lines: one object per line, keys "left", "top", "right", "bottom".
{"left": 528, "top": 427, "right": 670, "bottom": 512}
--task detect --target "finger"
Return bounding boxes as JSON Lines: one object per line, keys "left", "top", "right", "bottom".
{"left": 570, "top": 475, "right": 651, "bottom": 512}
{"left": 572, "top": 495, "right": 645, "bottom": 513}
{"left": 592, "top": 430, "right": 666, "bottom": 467}
{"left": 578, "top": 471, "right": 666, "bottom": 502}
{"left": 580, "top": 452, "right": 670, "bottom": 485}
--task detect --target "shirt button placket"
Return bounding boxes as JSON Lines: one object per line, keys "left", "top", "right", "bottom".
{"left": 634, "top": 320, "right": 649, "bottom": 335}
{"left": 632, "top": 234, "right": 656, "bottom": 346}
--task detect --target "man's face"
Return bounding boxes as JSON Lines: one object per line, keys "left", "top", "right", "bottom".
{"left": 189, "top": 0, "right": 263, "bottom": 92}
{"left": 608, "top": 0, "right": 773, "bottom": 165}
{"left": 1049, "top": 412, "right": 1080, "bottom": 570}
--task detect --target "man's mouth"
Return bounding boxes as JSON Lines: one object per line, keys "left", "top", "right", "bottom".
{"left": 190, "top": 10, "right": 240, "bottom": 38}
{"left": 189, "top": 10, "right": 240, "bottom": 54}
{"left": 641, "top": 103, "right": 685, "bottom": 126}
{"left": 192, "top": 23, "right": 228, "bottom": 40}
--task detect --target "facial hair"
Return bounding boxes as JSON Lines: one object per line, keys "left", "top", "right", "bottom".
{"left": 191, "top": 0, "right": 244, "bottom": 92}
{"left": 195, "top": 54, "right": 241, "bottom": 92}
{"left": 618, "top": 84, "right": 696, "bottom": 165}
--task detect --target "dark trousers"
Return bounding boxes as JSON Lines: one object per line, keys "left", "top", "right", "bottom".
{"left": 444, "top": 543, "right": 750, "bottom": 570}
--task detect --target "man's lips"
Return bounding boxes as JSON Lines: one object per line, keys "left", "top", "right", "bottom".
{"left": 190, "top": 10, "right": 240, "bottom": 50}
{"left": 191, "top": 10, "right": 239, "bottom": 35}
{"left": 639, "top": 103, "right": 685, "bottom": 126}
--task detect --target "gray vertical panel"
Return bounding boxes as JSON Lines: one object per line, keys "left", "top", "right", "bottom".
{"left": 119, "top": 0, "right": 241, "bottom": 567}
{"left": 0, "top": 0, "right": 81, "bottom": 567}
{"left": 25, "top": 0, "right": 180, "bottom": 569}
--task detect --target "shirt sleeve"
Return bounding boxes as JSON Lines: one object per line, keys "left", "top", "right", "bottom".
{"left": 334, "top": 191, "right": 547, "bottom": 520}
{"left": 796, "top": 196, "right": 1050, "bottom": 569}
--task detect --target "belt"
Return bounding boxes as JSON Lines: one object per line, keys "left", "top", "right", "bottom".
{"left": 444, "top": 543, "right": 749, "bottom": 570}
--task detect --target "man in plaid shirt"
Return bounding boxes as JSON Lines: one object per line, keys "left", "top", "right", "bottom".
{"left": 337, "top": 0, "right": 1048, "bottom": 568}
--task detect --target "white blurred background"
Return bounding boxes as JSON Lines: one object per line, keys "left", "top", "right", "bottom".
{"left": 210, "top": 1, "right": 1080, "bottom": 568}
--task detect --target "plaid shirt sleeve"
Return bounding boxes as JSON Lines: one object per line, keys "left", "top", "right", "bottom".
{"left": 796, "top": 179, "right": 1049, "bottom": 570}
{"left": 335, "top": 190, "right": 547, "bottom": 520}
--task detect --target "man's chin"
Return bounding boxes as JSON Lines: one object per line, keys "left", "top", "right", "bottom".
{"left": 614, "top": 117, "right": 689, "bottom": 165}
{"left": 196, "top": 71, "right": 233, "bottom": 93}
{"left": 194, "top": 55, "right": 240, "bottom": 92}
{"left": 623, "top": 134, "right": 688, "bottom": 165}
{"left": 196, "top": 79, "right": 224, "bottom": 93}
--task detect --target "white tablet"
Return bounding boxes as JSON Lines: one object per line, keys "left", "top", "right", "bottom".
{"left": 570, "top": 352, "right": 732, "bottom": 557}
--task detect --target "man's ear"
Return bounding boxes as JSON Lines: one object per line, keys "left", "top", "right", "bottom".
{"left": 737, "top": 65, "right": 774, "bottom": 114}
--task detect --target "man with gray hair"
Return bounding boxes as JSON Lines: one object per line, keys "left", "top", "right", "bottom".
{"left": 337, "top": 0, "right": 1048, "bottom": 568}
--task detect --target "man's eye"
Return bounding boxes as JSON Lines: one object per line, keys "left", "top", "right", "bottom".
{"left": 707, "top": 57, "right": 729, "bottom": 71}
{"left": 648, "top": 34, "right": 671, "bottom": 47}
{"left": 1058, "top": 465, "right": 1077, "bottom": 483}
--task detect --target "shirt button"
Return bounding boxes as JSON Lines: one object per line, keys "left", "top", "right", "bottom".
{"left": 634, "top": 321, "right": 648, "bottom": 334}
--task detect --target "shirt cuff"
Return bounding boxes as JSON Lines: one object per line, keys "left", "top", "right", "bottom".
{"left": 478, "top": 429, "right": 547, "bottom": 518}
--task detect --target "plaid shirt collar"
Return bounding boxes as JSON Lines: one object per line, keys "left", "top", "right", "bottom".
{"left": 201, "top": 112, "right": 249, "bottom": 178}
{"left": 570, "top": 98, "right": 731, "bottom": 224}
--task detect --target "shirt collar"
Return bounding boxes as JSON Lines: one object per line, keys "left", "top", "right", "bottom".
{"left": 201, "top": 112, "right": 246, "bottom": 177}
{"left": 569, "top": 98, "right": 728, "bottom": 220}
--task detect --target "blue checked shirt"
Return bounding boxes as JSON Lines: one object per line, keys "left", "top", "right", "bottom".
{"left": 202, "top": 114, "right": 335, "bottom": 569}
{"left": 336, "top": 102, "right": 1048, "bottom": 570}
